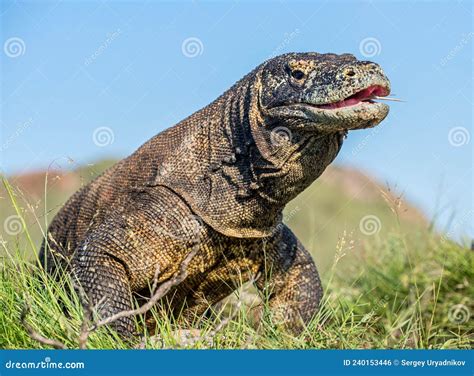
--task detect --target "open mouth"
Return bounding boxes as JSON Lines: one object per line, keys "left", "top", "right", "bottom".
{"left": 267, "top": 81, "right": 391, "bottom": 131}
{"left": 315, "top": 85, "right": 390, "bottom": 110}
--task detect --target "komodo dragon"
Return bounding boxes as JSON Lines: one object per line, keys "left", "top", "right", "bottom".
{"left": 39, "top": 52, "right": 391, "bottom": 337}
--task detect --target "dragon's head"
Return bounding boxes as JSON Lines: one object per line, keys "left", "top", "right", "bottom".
{"left": 257, "top": 52, "right": 391, "bottom": 132}
{"left": 151, "top": 53, "right": 393, "bottom": 237}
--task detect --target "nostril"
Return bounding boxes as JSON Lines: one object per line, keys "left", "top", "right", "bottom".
{"left": 345, "top": 69, "right": 356, "bottom": 77}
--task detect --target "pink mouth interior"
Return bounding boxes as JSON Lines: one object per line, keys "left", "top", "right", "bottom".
{"left": 317, "top": 85, "right": 389, "bottom": 109}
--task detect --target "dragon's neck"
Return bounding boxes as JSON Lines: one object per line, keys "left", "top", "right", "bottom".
{"left": 221, "top": 77, "right": 342, "bottom": 214}
{"left": 125, "top": 76, "right": 340, "bottom": 238}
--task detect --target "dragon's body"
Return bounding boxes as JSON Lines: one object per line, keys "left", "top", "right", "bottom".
{"left": 40, "top": 52, "right": 391, "bottom": 336}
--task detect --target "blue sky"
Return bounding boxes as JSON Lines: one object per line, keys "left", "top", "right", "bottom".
{"left": 1, "top": 0, "right": 472, "bottom": 240}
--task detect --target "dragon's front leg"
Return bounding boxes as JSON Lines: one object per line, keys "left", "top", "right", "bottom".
{"left": 255, "top": 225, "right": 323, "bottom": 335}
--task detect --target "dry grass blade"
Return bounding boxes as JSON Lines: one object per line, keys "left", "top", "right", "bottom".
{"left": 77, "top": 292, "right": 107, "bottom": 349}
{"left": 192, "top": 300, "right": 242, "bottom": 346}
{"left": 20, "top": 239, "right": 200, "bottom": 349}
{"left": 89, "top": 239, "right": 200, "bottom": 332}
{"left": 172, "top": 273, "right": 260, "bottom": 348}
{"left": 372, "top": 96, "right": 406, "bottom": 102}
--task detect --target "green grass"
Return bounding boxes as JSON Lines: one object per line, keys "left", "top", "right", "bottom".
{"left": 0, "top": 228, "right": 471, "bottom": 349}
{"left": 0, "top": 168, "right": 472, "bottom": 349}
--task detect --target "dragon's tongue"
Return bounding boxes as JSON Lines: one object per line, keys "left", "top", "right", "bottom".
{"left": 317, "top": 85, "right": 388, "bottom": 109}
{"left": 318, "top": 97, "right": 361, "bottom": 109}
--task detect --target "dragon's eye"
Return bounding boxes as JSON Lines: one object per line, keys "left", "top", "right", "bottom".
{"left": 291, "top": 69, "right": 305, "bottom": 80}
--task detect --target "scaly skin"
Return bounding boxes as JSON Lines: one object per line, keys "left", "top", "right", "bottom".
{"left": 39, "top": 52, "right": 391, "bottom": 336}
